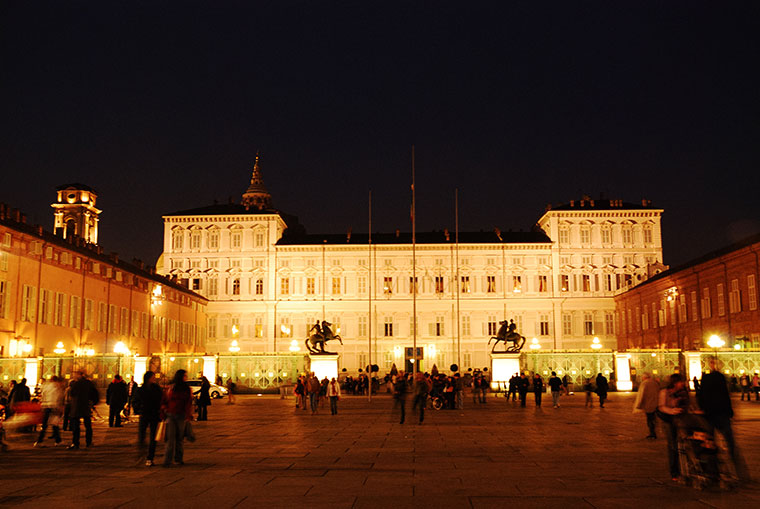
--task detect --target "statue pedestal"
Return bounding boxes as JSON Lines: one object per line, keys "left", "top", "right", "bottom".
{"left": 490, "top": 352, "right": 521, "bottom": 391}
{"left": 614, "top": 352, "right": 633, "bottom": 391}
{"left": 308, "top": 354, "right": 339, "bottom": 381}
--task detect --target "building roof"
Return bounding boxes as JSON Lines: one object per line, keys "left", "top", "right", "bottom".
{"left": 619, "top": 231, "right": 760, "bottom": 293}
{"left": 164, "top": 202, "right": 281, "bottom": 217}
{"left": 545, "top": 197, "right": 657, "bottom": 212}
{"left": 277, "top": 229, "right": 551, "bottom": 246}
{"left": 55, "top": 183, "right": 97, "bottom": 193}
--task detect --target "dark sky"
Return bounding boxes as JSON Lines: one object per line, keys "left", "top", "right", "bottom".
{"left": 2, "top": 1, "right": 758, "bottom": 268}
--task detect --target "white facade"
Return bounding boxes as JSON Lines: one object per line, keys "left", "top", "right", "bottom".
{"left": 159, "top": 174, "right": 663, "bottom": 373}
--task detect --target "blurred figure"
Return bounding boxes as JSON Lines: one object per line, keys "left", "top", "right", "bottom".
{"left": 327, "top": 377, "right": 341, "bottom": 415}
{"left": 226, "top": 378, "right": 236, "bottom": 405}
{"left": 533, "top": 374, "right": 544, "bottom": 408}
{"left": 106, "top": 374, "right": 128, "bottom": 427}
{"left": 196, "top": 376, "right": 211, "bottom": 421}
{"left": 634, "top": 373, "right": 660, "bottom": 439}
{"left": 548, "top": 371, "right": 562, "bottom": 408}
{"left": 583, "top": 378, "right": 594, "bottom": 407}
{"left": 412, "top": 373, "right": 431, "bottom": 424}
{"left": 161, "top": 369, "right": 193, "bottom": 467}
{"left": 698, "top": 359, "right": 739, "bottom": 469}
{"left": 307, "top": 373, "right": 320, "bottom": 414}
{"left": 596, "top": 373, "right": 609, "bottom": 408}
{"left": 135, "top": 370, "right": 163, "bottom": 466}
{"left": 35, "top": 375, "right": 63, "bottom": 447}
{"left": 393, "top": 372, "right": 408, "bottom": 424}
{"left": 517, "top": 373, "right": 529, "bottom": 407}
{"left": 62, "top": 380, "right": 73, "bottom": 431}
{"left": 68, "top": 371, "right": 99, "bottom": 449}
{"left": 658, "top": 374, "right": 690, "bottom": 481}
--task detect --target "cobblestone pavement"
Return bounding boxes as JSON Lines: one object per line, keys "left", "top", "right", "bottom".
{"left": 2, "top": 391, "right": 760, "bottom": 508}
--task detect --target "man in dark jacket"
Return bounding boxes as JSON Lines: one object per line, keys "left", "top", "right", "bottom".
{"left": 698, "top": 359, "right": 736, "bottom": 463}
{"left": 517, "top": 373, "right": 529, "bottom": 407}
{"left": 596, "top": 373, "right": 609, "bottom": 408}
{"left": 69, "top": 371, "right": 99, "bottom": 449}
{"left": 106, "top": 375, "right": 128, "bottom": 427}
{"left": 134, "top": 371, "right": 164, "bottom": 466}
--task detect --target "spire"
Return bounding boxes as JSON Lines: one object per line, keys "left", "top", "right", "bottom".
{"left": 242, "top": 152, "right": 272, "bottom": 209}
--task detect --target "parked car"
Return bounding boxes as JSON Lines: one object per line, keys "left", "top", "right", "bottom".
{"left": 187, "top": 380, "right": 228, "bottom": 399}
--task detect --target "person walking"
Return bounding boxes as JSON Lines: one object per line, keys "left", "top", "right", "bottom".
{"left": 454, "top": 373, "right": 464, "bottom": 410}
{"left": 752, "top": 373, "right": 760, "bottom": 401}
{"left": 517, "top": 373, "right": 529, "bottom": 407}
{"left": 196, "top": 376, "right": 211, "bottom": 421}
{"left": 583, "top": 378, "right": 594, "bottom": 407}
{"left": 393, "top": 373, "right": 408, "bottom": 424}
{"left": 106, "top": 374, "right": 128, "bottom": 427}
{"left": 68, "top": 371, "right": 99, "bottom": 450}
{"left": 507, "top": 374, "right": 518, "bottom": 402}
{"left": 412, "top": 373, "right": 431, "bottom": 424}
{"left": 698, "top": 359, "right": 740, "bottom": 471}
{"left": 658, "top": 374, "right": 690, "bottom": 481}
{"left": 307, "top": 373, "right": 320, "bottom": 414}
{"left": 327, "top": 377, "right": 340, "bottom": 415}
{"left": 35, "top": 375, "right": 63, "bottom": 447}
{"left": 533, "top": 374, "right": 544, "bottom": 408}
{"left": 134, "top": 371, "right": 163, "bottom": 466}
{"left": 739, "top": 374, "right": 750, "bottom": 401}
{"left": 294, "top": 377, "right": 306, "bottom": 410}
{"left": 548, "top": 372, "right": 562, "bottom": 408}
{"left": 633, "top": 373, "right": 660, "bottom": 439}
{"left": 62, "top": 380, "right": 73, "bottom": 431}
{"left": 161, "top": 369, "right": 194, "bottom": 467}
{"left": 480, "top": 368, "right": 490, "bottom": 403}
{"left": 595, "top": 373, "right": 609, "bottom": 408}
{"left": 225, "top": 378, "right": 236, "bottom": 404}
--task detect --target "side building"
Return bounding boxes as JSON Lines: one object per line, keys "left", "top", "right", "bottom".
{"left": 158, "top": 159, "right": 664, "bottom": 373}
{"left": 0, "top": 192, "right": 207, "bottom": 387}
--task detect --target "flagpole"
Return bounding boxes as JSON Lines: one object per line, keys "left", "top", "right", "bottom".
{"left": 412, "top": 146, "right": 417, "bottom": 375}
{"left": 368, "top": 190, "right": 372, "bottom": 403}
{"left": 455, "top": 188, "right": 461, "bottom": 368}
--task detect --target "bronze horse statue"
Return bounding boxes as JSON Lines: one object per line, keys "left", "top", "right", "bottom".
{"left": 488, "top": 319, "right": 526, "bottom": 353}
{"left": 305, "top": 321, "right": 343, "bottom": 354}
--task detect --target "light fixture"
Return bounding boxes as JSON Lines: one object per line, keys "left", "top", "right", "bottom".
{"left": 193, "top": 358, "right": 199, "bottom": 363}
{"left": 268, "top": 372, "right": 274, "bottom": 377}
{"left": 529, "top": 338, "right": 541, "bottom": 350}
{"left": 734, "top": 344, "right": 742, "bottom": 351}
{"left": 591, "top": 337, "right": 602, "bottom": 350}
{"left": 85, "top": 348, "right": 95, "bottom": 357}
{"left": 114, "top": 341, "right": 130, "bottom": 355}
{"left": 151, "top": 284, "right": 164, "bottom": 306}
{"left": 54, "top": 342, "right": 66, "bottom": 354}
{"left": 169, "top": 356, "right": 176, "bottom": 361}
{"left": 289, "top": 339, "right": 301, "bottom": 352}
{"left": 707, "top": 335, "right": 724, "bottom": 349}
{"left": 229, "top": 340, "right": 240, "bottom": 352}
{"left": 427, "top": 344, "right": 436, "bottom": 358}
{"left": 231, "top": 324, "right": 240, "bottom": 338}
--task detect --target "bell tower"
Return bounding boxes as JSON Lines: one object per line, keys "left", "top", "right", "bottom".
{"left": 241, "top": 153, "right": 273, "bottom": 210}
{"left": 52, "top": 184, "right": 101, "bottom": 244}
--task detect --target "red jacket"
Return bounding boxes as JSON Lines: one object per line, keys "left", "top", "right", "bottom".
{"left": 161, "top": 385, "right": 193, "bottom": 421}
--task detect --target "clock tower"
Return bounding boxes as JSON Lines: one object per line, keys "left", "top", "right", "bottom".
{"left": 52, "top": 183, "right": 101, "bottom": 244}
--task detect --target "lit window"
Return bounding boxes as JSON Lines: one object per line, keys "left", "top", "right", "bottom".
{"left": 460, "top": 276, "right": 470, "bottom": 293}
{"left": 383, "top": 277, "right": 393, "bottom": 295}
{"left": 232, "top": 278, "right": 240, "bottom": 295}
{"left": 486, "top": 275, "right": 496, "bottom": 293}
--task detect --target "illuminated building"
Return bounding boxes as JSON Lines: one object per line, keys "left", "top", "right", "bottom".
{"left": 159, "top": 159, "right": 664, "bottom": 371}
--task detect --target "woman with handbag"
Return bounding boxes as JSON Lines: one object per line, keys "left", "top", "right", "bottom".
{"left": 160, "top": 370, "right": 193, "bottom": 467}
{"left": 658, "top": 373, "right": 690, "bottom": 481}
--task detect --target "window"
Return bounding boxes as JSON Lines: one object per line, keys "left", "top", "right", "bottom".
{"left": 701, "top": 287, "right": 711, "bottom": 318}
{"left": 409, "top": 316, "right": 418, "bottom": 336}
{"left": 409, "top": 276, "right": 418, "bottom": 294}
{"left": 679, "top": 295, "right": 687, "bottom": 323}
{"left": 487, "top": 316, "right": 498, "bottom": 336}
{"left": 643, "top": 225, "right": 653, "bottom": 245}
{"left": 280, "top": 278, "right": 289, "bottom": 295}
{"left": 54, "top": 292, "right": 66, "bottom": 326}
{"left": 539, "top": 314, "right": 550, "bottom": 336}
{"left": 604, "top": 274, "right": 613, "bottom": 292}
{"left": 131, "top": 310, "right": 139, "bottom": 336}
{"left": 84, "top": 299, "right": 94, "bottom": 330}
{"left": 641, "top": 309, "right": 649, "bottom": 330}
{"left": 21, "top": 285, "right": 36, "bottom": 322}
{"left": 604, "top": 312, "right": 616, "bottom": 336}
{"left": 690, "top": 291, "right": 698, "bottom": 321}
{"left": 172, "top": 230, "right": 183, "bottom": 251}
{"left": 580, "top": 226, "right": 590, "bottom": 244}
{"left": 0, "top": 280, "right": 8, "bottom": 319}
{"left": 306, "top": 277, "right": 315, "bottom": 295}
{"left": 460, "top": 276, "right": 470, "bottom": 293}
{"left": 208, "top": 230, "right": 219, "bottom": 249}
{"left": 560, "top": 274, "right": 569, "bottom": 292}
{"left": 435, "top": 276, "right": 444, "bottom": 294}
{"left": 0, "top": 252, "right": 8, "bottom": 272}
{"left": 486, "top": 275, "right": 496, "bottom": 293}
{"left": 461, "top": 315, "right": 471, "bottom": 336}
{"left": 332, "top": 277, "right": 341, "bottom": 295}
{"left": 358, "top": 316, "right": 368, "bottom": 337}
{"left": 254, "top": 316, "right": 263, "bottom": 337}
{"left": 582, "top": 275, "right": 591, "bottom": 292}
{"left": 749, "top": 275, "right": 757, "bottom": 311}
{"left": 658, "top": 300, "right": 666, "bottom": 327}
{"left": 538, "top": 275, "right": 548, "bottom": 293}
{"left": 141, "top": 312, "right": 148, "bottom": 338}
{"left": 729, "top": 279, "right": 741, "bottom": 313}
{"left": 357, "top": 276, "right": 366, "bottom": 294}
{"left": 717, "top": 284, "right": 725, "bottom": 316}
{"left": 383, "top": 277, "right": 393, "bottom": 295}
{"left": 512, "top": 275, "right": 521, "bottom": 293}
{"left": 231, "top": 231, "right": 242, "bottom": 249}
{"left": 601, "top": 226, "right": 611, "bottom": 244}
{"left": 255, "top": 233, "right": 264, "bottom": 247}
{"left": 109, "top": 304, "right": 118, "bottom": 333}
{"left": 559, "top": 227, "right": 569, "bottom": 244}
{"left": 622, "top": 225, "right": 632, "bottom": 245}
{"left": 208, "top": 278, "right": 218, "bottom": 296}
{"left": 434, "top": 316, "right": 445, "bottom": 337}
{"left": 231, "top": 317, "right": 240, "bottom": 338}
{"left": 584, "top": 313, "right": 594, "bottom": 336}
{"left": 232, "top": 278, "right": 241, "bottom": 295}
{"left": 562, "top": 313, "right": 573, "bottom": 336}
{"left": 384, "top": 317, "right": 393, "bottom": 337}
{"left": 69, "top": 295, "right": 80, "bottom": 328}
{"left": 190, "top": 231, "right": 201, "bottom": 249}
{"left": 255, "top": 278, "right": 264, "bottom": 295}
{"left": 192, "top": 278, "right": 201, "bottom": 291}
{"left": 38, "top": 289, "right": 51, "bottom": 324}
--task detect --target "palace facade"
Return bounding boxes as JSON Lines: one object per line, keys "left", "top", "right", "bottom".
{"left": 158, "top": 158, "right": 665, "bottom": 372}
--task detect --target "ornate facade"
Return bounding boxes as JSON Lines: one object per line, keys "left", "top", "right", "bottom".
{"left": 159, "top": 160, "right": 664, "bottom": 372}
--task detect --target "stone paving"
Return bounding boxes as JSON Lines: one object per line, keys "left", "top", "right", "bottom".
{"left": 2, "top": 391, "right": 760, "bottom": 508}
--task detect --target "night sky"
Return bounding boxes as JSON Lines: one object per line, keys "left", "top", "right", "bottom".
{"left": 2, "top": 2, "right": 758, "bottom": 268}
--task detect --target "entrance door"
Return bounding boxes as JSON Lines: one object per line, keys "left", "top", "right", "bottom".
{"left": 405, "top": 347, "right": 424, "bottom": 373}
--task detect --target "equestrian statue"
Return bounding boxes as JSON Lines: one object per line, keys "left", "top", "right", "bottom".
{"left": 488, "top": 319, "right": 526, "bottom": 353}
{"left": 305, "top": 320, "right": 343, "bottom": 354}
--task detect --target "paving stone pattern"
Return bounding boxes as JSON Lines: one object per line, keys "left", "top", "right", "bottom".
{"left": 2, "top": 392, "right": 760, "bottom": 508}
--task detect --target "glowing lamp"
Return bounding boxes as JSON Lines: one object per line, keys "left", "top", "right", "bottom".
{"left": 54, "top": 342, "right": 66, "bottom": 354}
{"left": 229, "top": 340, "right": 240, "bottom": 352}
{"left": 591, "top": 337, "right": 602, "bottom": 350}
{"left": 707, "top": 335, "right": 724, "bottom": 349}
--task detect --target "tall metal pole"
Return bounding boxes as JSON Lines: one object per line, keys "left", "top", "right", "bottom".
{"left": 368, "top": 190, "right": 372, "bottom": 402}
{"left": 412, "top": 146, "right": 417, "bottom": 375}
{"left": 455, "top": 189, "right": 461, "bottom": 368}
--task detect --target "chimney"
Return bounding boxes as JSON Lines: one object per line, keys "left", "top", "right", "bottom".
{"left": 109, "top": 253, "right": 119, "bottom": 264}
{"left": 346, "top": 228, "right": 352, "bottom": 243}
{"left": 444, "top": 228, "right": 450, "bottom": 242}
{"left": 21, "top": 213, "right": 27, "bottom": 224}
{"left": 494, "top": 228, "right": 502, "bottom": 242}
{"left": 36, "top": 225, "right": 43, "bottom": 236}
{"left": 570, "top": 200, "right": 575, "bottom": 207}
{"left": 395, "top": 229, "right": 400, "bottom": 238}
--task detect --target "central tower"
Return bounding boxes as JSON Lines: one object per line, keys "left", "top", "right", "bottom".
{"left": 241, "top": 154, "right": 272, "bottom": 210}
{"left": 51, "top": 183, "right": 101, "bottom": 244}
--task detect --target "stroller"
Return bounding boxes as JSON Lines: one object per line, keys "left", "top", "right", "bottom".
{"left": 676, "top": 414, "right": 735, "bottom": 490}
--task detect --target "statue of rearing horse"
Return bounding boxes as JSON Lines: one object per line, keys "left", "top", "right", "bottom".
{"left": 488, "top": 319, "right": 526, "bottom": 353}
{"left": 305, "top": 320, "right": 343, "bottom": 354}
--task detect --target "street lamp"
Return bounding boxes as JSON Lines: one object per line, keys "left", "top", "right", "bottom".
{"left": 288, "top": 339, "right": 301, "bottom": 352}
{"left": 591, "top": 337, "right": 602, "bottom": 350}
{"left": 529, "top": 338, "right": 541, "bottom": 350}
{"left": 229, "top": 340, "right": 240, "bottom": 352}
{"left": 707, "top": 335, "right": 724, "bottom": 349}
{"left": 54, "top": 342, "right": 66, "bottom": 354}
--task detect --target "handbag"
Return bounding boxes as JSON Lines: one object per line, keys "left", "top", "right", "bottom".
{"left": 155, "top": 420, "right": 166, "bottom": 442}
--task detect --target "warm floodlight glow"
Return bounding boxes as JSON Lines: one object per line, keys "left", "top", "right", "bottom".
{"left": 54, "top": 342, "right": 66, "bottom": 354}
{"left": 289, "top": 339, "right": 301, "bottom": 352}
{"left": 707, "top": 335, "right": 724, "bottom": 349}
{"left": 591, "top": 337, "right": 602, "bottom": 350}
{"left": 529, "top": 338, "right": 541, "bottom": 350}
{"left": 114, "top": 341, "right": 130, "bottom": 355}
{"left": 229, "top": 340, "right": 240, "bottom": 352}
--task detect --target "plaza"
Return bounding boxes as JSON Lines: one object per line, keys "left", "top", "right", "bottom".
{"left": 2, "top": 393, "right": 759, "bottom": 508}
